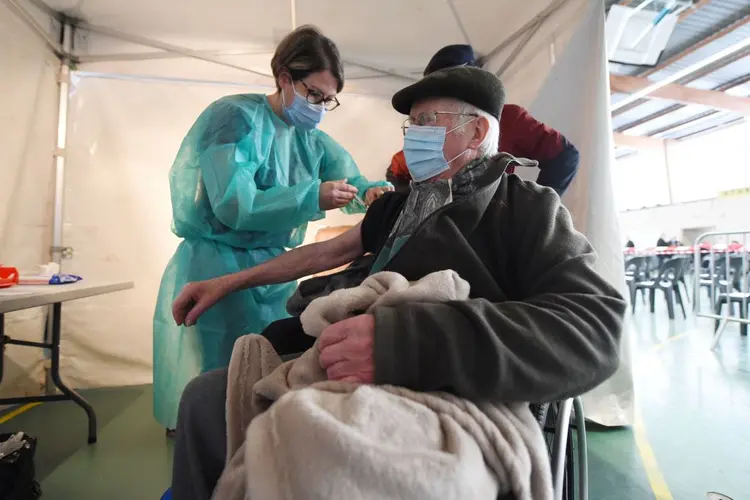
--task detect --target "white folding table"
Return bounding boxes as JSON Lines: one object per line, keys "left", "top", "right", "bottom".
{"left": 0, "top": 281, "right": 134, "bottom": 443}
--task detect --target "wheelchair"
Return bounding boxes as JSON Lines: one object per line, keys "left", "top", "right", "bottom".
{"left": 532, "top": 397, "right": 588, "bottom": 500}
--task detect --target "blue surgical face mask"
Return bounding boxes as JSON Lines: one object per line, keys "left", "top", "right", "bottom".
{"left": 402, "top": 121, "right": 474, "bottom": 183}
{"left": 282, "top": 85, "right": 327, "bottom": 129}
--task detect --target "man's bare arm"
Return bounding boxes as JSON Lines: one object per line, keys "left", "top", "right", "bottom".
{"left": 225, "top": 222, "right": 364, "bottom": 292}
{"left": 173, "top": 223, "right": 364, "bottom": 326}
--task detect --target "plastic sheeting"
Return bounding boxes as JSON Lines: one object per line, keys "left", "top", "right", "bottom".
{"left": 1, "top": 0, "right": 633, "bottom": 426}
{"left": 526, "top": 0, "right": 635, "bottom": 426}
{"left": 48, "top": 77, "right": 405, "bottom": 390}
{"left": 0, "top": 2, "right": 59, "bottom": 398}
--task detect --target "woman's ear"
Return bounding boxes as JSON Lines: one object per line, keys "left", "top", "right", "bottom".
{"left": 278, "top": 71, "right": 293, "bottom": 89}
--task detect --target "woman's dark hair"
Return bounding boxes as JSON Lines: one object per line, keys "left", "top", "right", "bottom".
{"left": 271, "top": 25, "right": 344, "bottom": 93}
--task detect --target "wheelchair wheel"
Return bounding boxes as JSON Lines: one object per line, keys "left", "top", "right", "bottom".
{"left": 543, "top": 401, "right": 580, "bottom": 500}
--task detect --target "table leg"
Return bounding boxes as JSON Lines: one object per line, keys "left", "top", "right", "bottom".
{"left": 0, "top": 313, "right": 5, "bottom": 385}
{"left": 49, "top": 302, "right": 98, "bottom": 443}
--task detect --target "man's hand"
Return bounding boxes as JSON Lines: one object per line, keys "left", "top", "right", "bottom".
{"left": 318, "top": 314, "right": 375, "bottom": 383}
{"left": 319, "top": 180, "right": 358, "bottom": 210}
{"left": 364, "top": 186, "right": 393, "bottom": 206}
{"left": 172, "top": 276, "right": 234, "bottom": 327}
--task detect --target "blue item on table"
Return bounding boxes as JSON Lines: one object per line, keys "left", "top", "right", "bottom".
{"left": 49, "top": 274, "right": 83, "bottom": 285}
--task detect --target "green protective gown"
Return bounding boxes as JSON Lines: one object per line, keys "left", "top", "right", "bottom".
{"left": 153, "top": 93, "right": 388, "bottom": 429}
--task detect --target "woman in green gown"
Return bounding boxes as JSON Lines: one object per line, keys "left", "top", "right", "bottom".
{"left": 153, "top": 25, "right": 391, "bottom": 431}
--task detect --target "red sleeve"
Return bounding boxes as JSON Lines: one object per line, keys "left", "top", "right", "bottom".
{"left": 500, "top": 104, "right": 564, "bottom": 161}
{"left": 390, "top": 151, "right": 410, "bottom": 179}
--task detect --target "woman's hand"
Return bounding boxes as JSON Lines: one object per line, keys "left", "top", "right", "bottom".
{"left": 319, "top": 180, "right": 358, "bottom": 210}
{"left": 364, "top": 186, "right": 393, "bottom": 206}
{"left": 172, "top": 276, "right": 234, "bottom": 327}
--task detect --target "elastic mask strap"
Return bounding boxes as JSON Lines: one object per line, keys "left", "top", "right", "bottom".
{"left": 447, "top": 149, "right": 470, "bottom": 164}
{"left": 444, "top": 116, "right": 478, "bottom": 164}
{"left": 446, "top": 116, "right": 478, "bottom": 135}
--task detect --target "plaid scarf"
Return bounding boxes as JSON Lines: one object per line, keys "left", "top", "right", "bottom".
{"left": 370, "top": 156, "right": 491, "bottom": 274}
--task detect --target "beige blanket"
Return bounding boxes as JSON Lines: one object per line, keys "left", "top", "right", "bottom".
{"left": 214, "top": 271, "right": 552, "bottom": 500}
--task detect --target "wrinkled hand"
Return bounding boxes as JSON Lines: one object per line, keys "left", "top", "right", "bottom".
{"left": 364, "top": 185, "right": 394, "bottom": 206}
{"left": 172, "top": 276, "right": 233, "bottom": 327}
{"left": 319, "top": 180, "right": 358, "bottom": 210}
{"left": 319, "top": 314, "right": 375, "bottom": 383}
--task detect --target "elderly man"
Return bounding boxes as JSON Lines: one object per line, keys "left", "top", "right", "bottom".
{"left": 169, "top": 67, "right": 625, "bottom": 499}
{"left": 386, "top": 44, "right": 580, "bottom": 196}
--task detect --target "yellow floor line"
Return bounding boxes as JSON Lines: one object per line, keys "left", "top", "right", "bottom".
{"left": 631, "top": 331, "right": 693, "bottom": 500}
{"left": 0, "top": 403, "right": 42, "bottom": 424}
{"left": 651, "top": 332, "right": 690, "bottom": 352}
{"left": 634, "top": 405, "right": 674, "bottom": 500}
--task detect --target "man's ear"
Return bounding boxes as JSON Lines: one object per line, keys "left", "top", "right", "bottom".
{"left": 469, "top": 116, "right": 490, "bottom": 149}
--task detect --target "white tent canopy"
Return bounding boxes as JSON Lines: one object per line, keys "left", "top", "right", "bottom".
{"left": 1, "top": 0, "right": 633, "bottom": 426}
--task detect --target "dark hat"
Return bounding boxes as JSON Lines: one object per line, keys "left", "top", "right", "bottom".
{"left": 392, "top": 66, "right": 506, "bottom": 119}
{"left": 423, "top": 44, "right": 481, "bottom": 76}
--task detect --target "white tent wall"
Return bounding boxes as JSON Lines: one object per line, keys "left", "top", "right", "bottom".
{"left": 0, "top": 1, "right": 60, "bottom": 398}
{"left": 525, "top": 0, "right": 634, "bottom": 426}
{"left": 58, "top": 76, "right": 404, "bottom": 388}
{"left": 3, "top": 0, "right": 632, "bottom": 426}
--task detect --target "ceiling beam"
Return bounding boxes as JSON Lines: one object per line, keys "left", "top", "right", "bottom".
{"left": 610, "top": 74, "right": 750, "bottom": 114}
{"left": 608, "top": 10, "right": 750, "bottom": 109}
{"left": 677, "top": 0, "right": 711, "bottom": 22}
{"left": 614, "top": 1, "right": 711, "bottom": 22}
{"left": 612, "top": 132, "right": 668, "bottom": 150}
{"left": 641, "top": 12, "right": 750, "bottom": 78}
{"left": 615, "top": 73, "right": 750, "bottom": 132}
{"left": 611, "top": 43, "right": 750, "bottom": 116}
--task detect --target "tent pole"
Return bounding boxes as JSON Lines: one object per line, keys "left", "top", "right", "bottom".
{"left": 75, "top": 21, "right": 274, "bottom": 79}
{"left": 76, "top": 48, "right": 275, "bottom": 64}
{"left": 51, "top": 21, "right": 73, "bottom": 266}
{"left": 484, "top": 0, "right": 571, "bottom": 63}
{"left": 495, "top": 17, "right": 545, "bottom": 77}
{"left": 22, "top": 0, "right": 62, "bottom": 21}
{"left": 43, "top": 20, "right": 73, "bottom": 394}
{"left": 72, "top": 70, "right": 382, "bottom": 99}
{"left": 342, "top": 59, "right": 418, "bottom": 82}
{"left": 73, "top": 70, "right": 276, "bottom": 90}
{"left": 73, "top": 21, "right": 415, "bottom": 85}
{"left": 445, "top": 0, "right": 471, "bottom": 45}
{"left": 2, "top": 0, "right": 63, "bottom": 57}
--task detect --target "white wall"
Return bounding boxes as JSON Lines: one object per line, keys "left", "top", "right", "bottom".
{"left": 619, "top": 195, "right": 750, "bottom": 247}
{"left": 613, "top": 120, "right": 750, "bottom": 212}
{"left": 613, "top": 120, "right": 750, "bottom": 247}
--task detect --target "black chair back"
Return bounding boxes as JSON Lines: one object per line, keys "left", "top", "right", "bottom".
{"left": 657, "top": 257, "right": 685, "bottom": 284}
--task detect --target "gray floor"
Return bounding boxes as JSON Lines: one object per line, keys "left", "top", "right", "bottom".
{"left": 1, "top": 291, "right": 747, "bottom": 499}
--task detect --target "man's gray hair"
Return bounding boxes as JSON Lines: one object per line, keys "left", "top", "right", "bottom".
{"left": 450, "top": 101, "right": 499, "bottom": 157}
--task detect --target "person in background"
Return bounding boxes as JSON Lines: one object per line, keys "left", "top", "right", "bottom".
{"left": 386, "top": 44, "right": 580, "bottom": 196}
{"left": 657, "top": 235, "right": 669, "bottom": 247}
{"left": 626, "top": 238, "right": 635, "bottom": 248}
{"left": 152, "top": 25, "right": 392, "bottom": 435}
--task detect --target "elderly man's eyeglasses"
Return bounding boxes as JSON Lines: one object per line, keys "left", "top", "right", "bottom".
{"left": 298, "top": 80, "right": 340, "bottom": 111}
{"left": 401, "top": 111, "right": 478, "bottom": 136}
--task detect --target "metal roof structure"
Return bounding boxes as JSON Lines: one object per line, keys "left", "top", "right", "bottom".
{"left": 605, "top": 0, "right": 750, "bottom": 158}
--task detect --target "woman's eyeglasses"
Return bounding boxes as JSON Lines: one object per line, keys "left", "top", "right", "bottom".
{"left": 299, "top": 80, "right": 340, "bottom": 111}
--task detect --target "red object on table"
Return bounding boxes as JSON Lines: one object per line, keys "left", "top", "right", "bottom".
{"left": 0, "top": 266, "right": 19, "bottom": 288}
